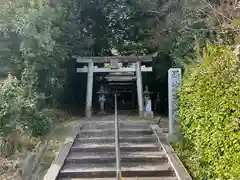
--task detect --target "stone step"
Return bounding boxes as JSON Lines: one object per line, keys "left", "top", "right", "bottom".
{"left": 58, "top": 177, "right": 177, "bottom": 180}
{"left": 81, "top": 121, "right": 154, "bottom": 127}
{"left": 66, "top": 151, "right": 167, "bottom": 164}
{"left": 59, "top": 162, "right": 174, "bottom": 178}
{"left": 82, "top": 120, "right": 156, "bottom": 125}
{"left": 71, "top": 143, "right": 160, "bottom": 152}
{"left": 78, "top": 129, "right": 153, "bottom": 137}
{"left": 81, "top": 123, "right": 151, "bottom": 129}
{"left": 75, "top": 135, "right": 157, "bottom": 143}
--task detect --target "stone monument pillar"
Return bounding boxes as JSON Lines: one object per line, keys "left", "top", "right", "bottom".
{"left": 168, "top": 68, "right": 181, "bottom": 134}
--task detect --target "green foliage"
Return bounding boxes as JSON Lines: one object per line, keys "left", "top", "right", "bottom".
{"left": 0, "top": 74, "right": 50, "bottom": 157}
{"left": 178, "top": 43, "right": 240, "bottom": 179}
{"left": 0, "top": 0, "right": 76, "bottom": 143}
{"left": 0, "top": 0, "right": 69, "bottom": 156}
{"left": 0, "top": 0, "right": 75, "bottom": 104}
{"left": 0, "top": 75, "right": 20, "bottom": 137}
{"left": 0, "top": 74, "right": 50, "bottom": 137}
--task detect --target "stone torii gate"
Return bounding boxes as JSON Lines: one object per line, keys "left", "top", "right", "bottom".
{"left": 75, "top": 55, "right": 153, "bottom": 118}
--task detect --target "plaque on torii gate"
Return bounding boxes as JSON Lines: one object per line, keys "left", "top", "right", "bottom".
{"left": 110, "top": 59, "right": 120, "bottom": 69}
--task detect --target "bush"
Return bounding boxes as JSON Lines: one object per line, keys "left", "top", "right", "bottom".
{"left": 0, "top": 74, "right": 51, "bottom": 136}
{"left": 0, "top": 74, "right": 51, "bottom": 156}
{"left": 0, "top": 0, "right": 77, "bottom": 157}
{"left": 178, "top": 43, "right": 240, "bottom": 179}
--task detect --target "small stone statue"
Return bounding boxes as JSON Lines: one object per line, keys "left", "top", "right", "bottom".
{"left": 143, "top": 85, "right": 153, "bottom": 118}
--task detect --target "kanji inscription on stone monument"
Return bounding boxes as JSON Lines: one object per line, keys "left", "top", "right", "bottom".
{"left": 168, "top": 68, "right": 181, "bottom": 134}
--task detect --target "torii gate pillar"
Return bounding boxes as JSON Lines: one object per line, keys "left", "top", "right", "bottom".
{"left": 136, "top": 61, "right": 144, "bottom": 117}
{"left": 86, "top": 61, "right": 94, "bottom": 118}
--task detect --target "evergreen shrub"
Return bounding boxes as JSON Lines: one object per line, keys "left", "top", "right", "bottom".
{"left": 178, "top": 43, "right": 240, "bottom": 179}
{"left": 0, "top": 74, "right": 51, "bottom": 156}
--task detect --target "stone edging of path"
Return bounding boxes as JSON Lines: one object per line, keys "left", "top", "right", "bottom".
{"left": 43, "top": 124, "right": 81, "bottom": 180}
{"left": 151, "top": 125, "right": 192, "bottom": 180}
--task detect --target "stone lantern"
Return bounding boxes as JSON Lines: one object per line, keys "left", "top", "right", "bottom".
{"left": 97, "top": 85, "right": 108, "bottom": 114}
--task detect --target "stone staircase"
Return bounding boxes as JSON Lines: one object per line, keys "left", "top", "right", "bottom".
{"left": 56, "top": 121, "right": 177, "bottom": 180}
